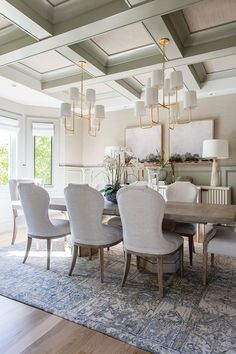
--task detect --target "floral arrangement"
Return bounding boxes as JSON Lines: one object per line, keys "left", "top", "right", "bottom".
{"left": 102, "top": 149, "right": 140, "bottom": 202}
{"left": 102, "top": 154, "right": 124, "bottom": 201}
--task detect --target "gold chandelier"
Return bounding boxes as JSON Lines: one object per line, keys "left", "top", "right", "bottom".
{"left": 134, "top": 38, "right": 197, "bottom": 130}
{"left": 60, "top": 61, "right": 105, "bottom": 137}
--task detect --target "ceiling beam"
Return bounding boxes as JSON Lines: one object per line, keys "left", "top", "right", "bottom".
{"left": 0, "top": 0, "right": 203, "bottom": 67}
{"left": 68, "top": 44, "right": 107, "bottom": 75}
{"left": 143, "top": 14, "right": 201, "bottom": 90}
{"left": 107, "top": 79, "right": 142, "bottom": 100}
{"left": 0, "top": 0, "right": 53, "bottom": 40}
{"left": 42, "top": 36, "right": 236, "bottom": 91}
{"left": 42, "top": 54, "right": 163, "bottom": 91}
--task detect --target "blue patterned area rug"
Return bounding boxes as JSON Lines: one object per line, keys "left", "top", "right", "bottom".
{"left": 0, "top": 240, "right": 235, "bottom": 354}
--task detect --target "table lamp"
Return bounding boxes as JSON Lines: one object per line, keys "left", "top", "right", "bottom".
{"left": 202, "top": 139, "right": 229, "bottom": 187}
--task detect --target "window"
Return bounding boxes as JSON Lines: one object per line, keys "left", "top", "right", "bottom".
{"left": 33, "top": 123, "right": 54, "bottom": 186}
{"left": 0, "top": 116, "right": 18, "bottom": 185}
{"left": 34, "top": 136, "right": 52, "bottom": 185}
{"left": 0, "top": 131, "right": 10, "bottom": 185}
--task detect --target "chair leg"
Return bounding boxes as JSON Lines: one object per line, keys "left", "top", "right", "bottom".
{"left": 136, "top": 256, "right": 141, "bottom": 271}
{"left": 79, "top": 246, "right": 82, "bottom": 257}
{"left": 203, "top": 251, "right": 208, "bottom": 286}
{"left": 157, "top": 256, "right": 164, "bottom": 298}
{"left": 210, "top": 253, "right": 214, "bottom": 267}
{"left": 188, "top": 236, "right": 194, "bottom": 266}
{"left": 99, "top": 247, "right": 104, "bottom": 283}
{"left": 11, "top": 211, "right": 17, "bottom": 245}
{"left": 23, "top": 237, "right": 32, "bottom": 264}
{"left": 121, "top": 252, "right": 131, "bottom": 287}
{"left": 47, "top": 239, "right": 52, "bottom": 270}
{"left": 69, "top": 245, "right": 78, "bottom": 276}
{"left": 89, "top": 248, "right": 92, "bottom": 260}
{"left": 179, "top": 244, "right": 184, "bottom": 278}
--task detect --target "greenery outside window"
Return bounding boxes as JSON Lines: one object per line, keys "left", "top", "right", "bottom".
{"left": 33, "top": 122, "right": 54, "bottom": 186}
{"left": 0, "top": 131, "right": 10, "bottom": 185}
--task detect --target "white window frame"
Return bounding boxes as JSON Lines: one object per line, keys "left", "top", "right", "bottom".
{"left": 0, "top": 113, "right": 20, "bottom": 187}
{"left": 26, "top": 117, "right": 59, "bottom": 188}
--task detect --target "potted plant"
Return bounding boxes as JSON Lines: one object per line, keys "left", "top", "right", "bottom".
{"left": 102, "top": 154, "right": 125, "bottom": 203}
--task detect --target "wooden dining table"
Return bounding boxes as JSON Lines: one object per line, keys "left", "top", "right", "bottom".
{"left": 47, "top": 197, "right": 236, "bottom": 226}
{"left": 12, "top": 198, "right": 236, "bottom": 226}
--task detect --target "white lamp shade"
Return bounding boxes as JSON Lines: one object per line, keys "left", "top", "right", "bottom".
{"left": 135, "top": 101, "right": 145, "bottom": 117}
{"left": 86, "top": 89, "right": 96, "bottom": 106}
{"left": 91, "top": 117, "right": 100, "bottom": 130}
{"left": 202, "top": 139, "right": 229, "bottom": 159}
{"left": 164, "top": 78, "right": 174, "bottom": 96}
{"left": 145, "top": 87, "right": 158, "bottom": 107}
{"left": 170, "top": 71, "right": 184, "bottom": 90}
{"left": 95, "top": 105, "right": 105, "bottom": 119}
{"left": 69, "top": 87, "right": 79, "bottom": 101}
{"left": 152, "top": 70, "right": 163, "bottom": 88}
{"left": 60, "top": 102, "right": 71, "bottom": 117}
{"left": 184, "top": 91, "right": 197, "bottom": 109}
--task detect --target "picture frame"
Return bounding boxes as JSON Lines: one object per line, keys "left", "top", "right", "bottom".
{"left": 169, "top": 119, "right": 214, "bottom": 157}
{"left": 125, "top": 124, "right": 162, "bottom": 161}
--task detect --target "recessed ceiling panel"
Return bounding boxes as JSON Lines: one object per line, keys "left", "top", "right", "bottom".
{"left": 0, "top": 15, "right": 12, "bottom": 29}
{"left": 20, "top": 50, "right": 73, "bottom": 73}
{"left": 84, "top": 83, "right": 114, "bottom": 94}
{"left": 204, "top": 55, "right": 236, "bottom": 73}
{"left": 183, "top": 0, "right": 236, "bottom": 32}
{"left": 92, "top": 23, "right": 153, "bottom": 55}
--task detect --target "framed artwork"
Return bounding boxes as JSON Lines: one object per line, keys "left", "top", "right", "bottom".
{"left": 125, "top": 125, "right": 162, "bottom": 161}
{"left": 169, "top": 119, "right": 214, "bottom": 157}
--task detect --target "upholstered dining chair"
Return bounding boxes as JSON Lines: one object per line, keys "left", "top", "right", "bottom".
{"left": 64, "top": 184, "right": 123, "bottom": 282}
{"left": 165, "top": 181, "right": 198, "bottom": 266}
{"left": 203, "top": 225, "right": 236, "bottom": 285}
{"left": 18, "top": 183, "right": 70, "bottom": 270}
{"left": 9, "top": 179, "right": 35, "bottom": 245}
{"left": 117, "top": 186, "right": 183, "bottom": 298}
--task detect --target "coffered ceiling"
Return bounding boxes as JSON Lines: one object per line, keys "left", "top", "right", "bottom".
{"left": 0, "top": 0, "right": 236, "bottom": 109}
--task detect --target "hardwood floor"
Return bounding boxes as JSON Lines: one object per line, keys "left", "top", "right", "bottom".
{"left": 0, "top": 229, "right": 149, "bottom": 354}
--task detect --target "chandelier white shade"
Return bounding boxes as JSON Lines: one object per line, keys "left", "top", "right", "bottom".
{"left": 69, "top": 87, "right": 79, "bottom": 101}
{"left": 60, "top": 102, "right": 71, "bottom": 117}
{"left": 170, "top": 71, "right": 183, "bottom": 90}
{"left": 184, "top": 91, "right": 197, "bottom": 110}
{"left": 60, "top": 61, "right": 105, "bottom": 137}
{"left": 152, "top": 70, "right": 163, "bottom": 88}
{"left": 133, "top": 38, "right": 198, "bottom": 129}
